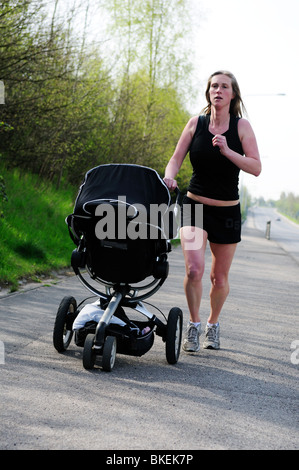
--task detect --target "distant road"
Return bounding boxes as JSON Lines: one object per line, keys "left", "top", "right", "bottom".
{"left": 248, "top": 206, "right": 299, "bottom": 265}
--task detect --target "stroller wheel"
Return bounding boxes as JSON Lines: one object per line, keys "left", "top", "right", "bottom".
{"left": 53, "top": 296, "right": 77, "bottom": 352}
{"left": 83, "top": 334, "right": 97, "bottom": 370}
{"left": 165, "top": 307, "right": 183, "bottom": 364}
{"left": 102, "top": 336, "right": 117, "bottom": 372}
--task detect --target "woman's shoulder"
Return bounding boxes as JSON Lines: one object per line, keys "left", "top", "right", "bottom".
{"left": 188, "top": 115, "right": 201, "bottom": 126}
{"left": 237, "top": 117, "right": 253, "bottom": 131}
{"left": 185, "top": 115, "right": 201, "bottom": 137}
{"left": 236, "top": 117, "right": 255, "bottom": 140}
{"left": 189, "top": 113, "right": 208, "bottom": 123}
{"left": 188, "top": 114, "right": 207, "bottom": 133}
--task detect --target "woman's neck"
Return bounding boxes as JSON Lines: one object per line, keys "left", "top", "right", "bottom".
{"left": 210, "top": 107, "right": 230, "bottom": 127}
{"left": 209, "top": 107, "right": 230, "bottom": 134}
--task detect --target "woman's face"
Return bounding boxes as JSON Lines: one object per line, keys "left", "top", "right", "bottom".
{"left": 209, "top": 74, "right": 235, "bottom": 109}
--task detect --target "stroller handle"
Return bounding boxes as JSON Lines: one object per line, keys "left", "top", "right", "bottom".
{"left": 173, "top": 186, "right": 182, "bottom": 206}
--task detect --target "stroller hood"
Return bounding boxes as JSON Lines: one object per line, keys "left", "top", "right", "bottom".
{"left": 68, "top": 164, "right": 177, "bottom": 284}
{"left": 74, "top": 164, "right": 171, "bottom": 217}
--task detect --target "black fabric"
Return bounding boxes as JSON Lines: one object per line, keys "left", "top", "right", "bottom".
{"left": 74, "top": 164, "right": 170, "bottom": 216}
{"left": 67, "top": 164, "right": 173, "bottom": 283}
{"left": 181, "top": 195, "right": 241, "bottom": 244}
{"left": 188, "top": 114, "right": 244, "bottom": 201}
{"left": 85, "top": 236, "right": 168, "bottom": 283}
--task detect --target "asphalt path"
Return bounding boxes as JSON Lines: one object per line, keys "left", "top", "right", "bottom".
{"left": 249, "top": 206, "right": 299, "bottom": 265}
{"left": 0, "top": 209, "right": 298, "bottom": 451}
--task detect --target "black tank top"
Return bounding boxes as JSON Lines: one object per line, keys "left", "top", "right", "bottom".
{"left": 188, "top": 114, "right": 244, "bottom": 200}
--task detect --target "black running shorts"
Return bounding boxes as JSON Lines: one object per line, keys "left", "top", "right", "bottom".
{"left": 181, "top": 195, "right": 241, "bottom": 244}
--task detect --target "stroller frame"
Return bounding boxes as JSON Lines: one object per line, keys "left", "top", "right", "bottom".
{"left": 53, "top": 164, "right": 183, "bottom": 371}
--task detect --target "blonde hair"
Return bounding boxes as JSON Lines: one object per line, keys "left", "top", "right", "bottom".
{"left": 201, "top": 70, "right": 247, "bottom": 117}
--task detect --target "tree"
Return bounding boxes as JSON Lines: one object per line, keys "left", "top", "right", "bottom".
{"left": 276, "top": 192, "right": 299, "bottom": 221}
{"left": 0, "top": 0, "right": 113, "bottom": 186}
{"left": 0, "top": 0, "right": 196, "bottom": 187}
{"left": 103, "top": 0, "right": 194, "bottom": 172}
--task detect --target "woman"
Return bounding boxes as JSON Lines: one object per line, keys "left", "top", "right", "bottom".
{"left": 164, "top": 71, "right": 261, "bottom": 352}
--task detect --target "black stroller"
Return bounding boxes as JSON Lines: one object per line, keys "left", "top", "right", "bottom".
{"left": 53, "top": 164, "right": 183, "bottom": 371}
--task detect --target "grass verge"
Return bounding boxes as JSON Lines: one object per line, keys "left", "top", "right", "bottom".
{"left": 0, "top": 165, "right": 76, "bottom": 291}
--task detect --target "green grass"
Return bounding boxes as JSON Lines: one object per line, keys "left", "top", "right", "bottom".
{"left": 0, "top": 166, "right": 76, "bottom": 291}
{"left": 276, "top": 210, "right": 299, "bottom": 225}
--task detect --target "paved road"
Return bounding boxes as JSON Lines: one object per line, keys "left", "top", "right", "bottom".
{"left": 0, "top": 211, "right": 298, "bottom": 451}
{"left": 248, "top": 206, "right": 299, "bottom": 265}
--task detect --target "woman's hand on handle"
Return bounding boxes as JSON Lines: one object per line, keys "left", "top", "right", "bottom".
{"left": 163, "top": 177, "right": 178, "bottom": 191}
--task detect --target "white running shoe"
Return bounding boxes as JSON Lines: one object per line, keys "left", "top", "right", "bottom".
{"left": 203, "top": 323, "right": 220, "bottom": 349}
{"left": 182, "top": 322, "right": 202, "bottom": 352}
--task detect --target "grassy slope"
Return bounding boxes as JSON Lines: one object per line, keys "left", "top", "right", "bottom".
{"left": 0, "top": 166, "right": 77, "bottom": 291}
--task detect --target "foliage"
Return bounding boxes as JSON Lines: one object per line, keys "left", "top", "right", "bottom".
{"left": 0, "top": 0, "right": 198, "bottom": 287}
{"left": 0, "top": 0, "right": 195, "bottom": 189}
{"left": 276, "top": 192, "right": 299, "bottom": 222}
{"left": 0, "top": 164, "right": 75, "bottom": 291}
{"left": 0, "top": 174, "right": 8, "bottom": 218}
{"left": 240, "top": 185, "right": 252, "bottom": 222}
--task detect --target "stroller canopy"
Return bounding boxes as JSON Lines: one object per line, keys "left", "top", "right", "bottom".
{"left": 74, "top": 163, "right": 171, "bottom": 216}
{"left": 68, "top": 164, "right": 176, "bottom": 284}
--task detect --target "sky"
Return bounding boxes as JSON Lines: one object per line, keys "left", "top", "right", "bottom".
{"left": 188, "top": 0, "right": 299, "bottom": 200}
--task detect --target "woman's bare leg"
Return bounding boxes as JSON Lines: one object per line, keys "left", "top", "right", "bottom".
{"left": 180, "top": 226, "right": 208, "bottom": 322}
{"left": 208, "top": 242, "right": 237, "bottom": 324}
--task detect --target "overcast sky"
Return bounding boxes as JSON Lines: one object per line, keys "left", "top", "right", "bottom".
{"left": 189, "top": 0, "right": 298, "bottom": 200}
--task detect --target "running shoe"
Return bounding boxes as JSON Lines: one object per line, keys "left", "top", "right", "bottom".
{"left": 203, "top": 323, "right": 220, "bottom": 349}
{"left": 182, "top": 322, "right": 202, "bottom": 352}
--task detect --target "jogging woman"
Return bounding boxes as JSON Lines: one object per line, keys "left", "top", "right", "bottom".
{"left": 164, "top": 71, "right": 261, "bottom": 352}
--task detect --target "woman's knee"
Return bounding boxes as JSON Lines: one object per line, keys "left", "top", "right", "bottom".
{"left": 210, "top": 272, "right": 228, "bottom": 289}
{"left": 186, "top": 261, "right": 205, "bottom": 282}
